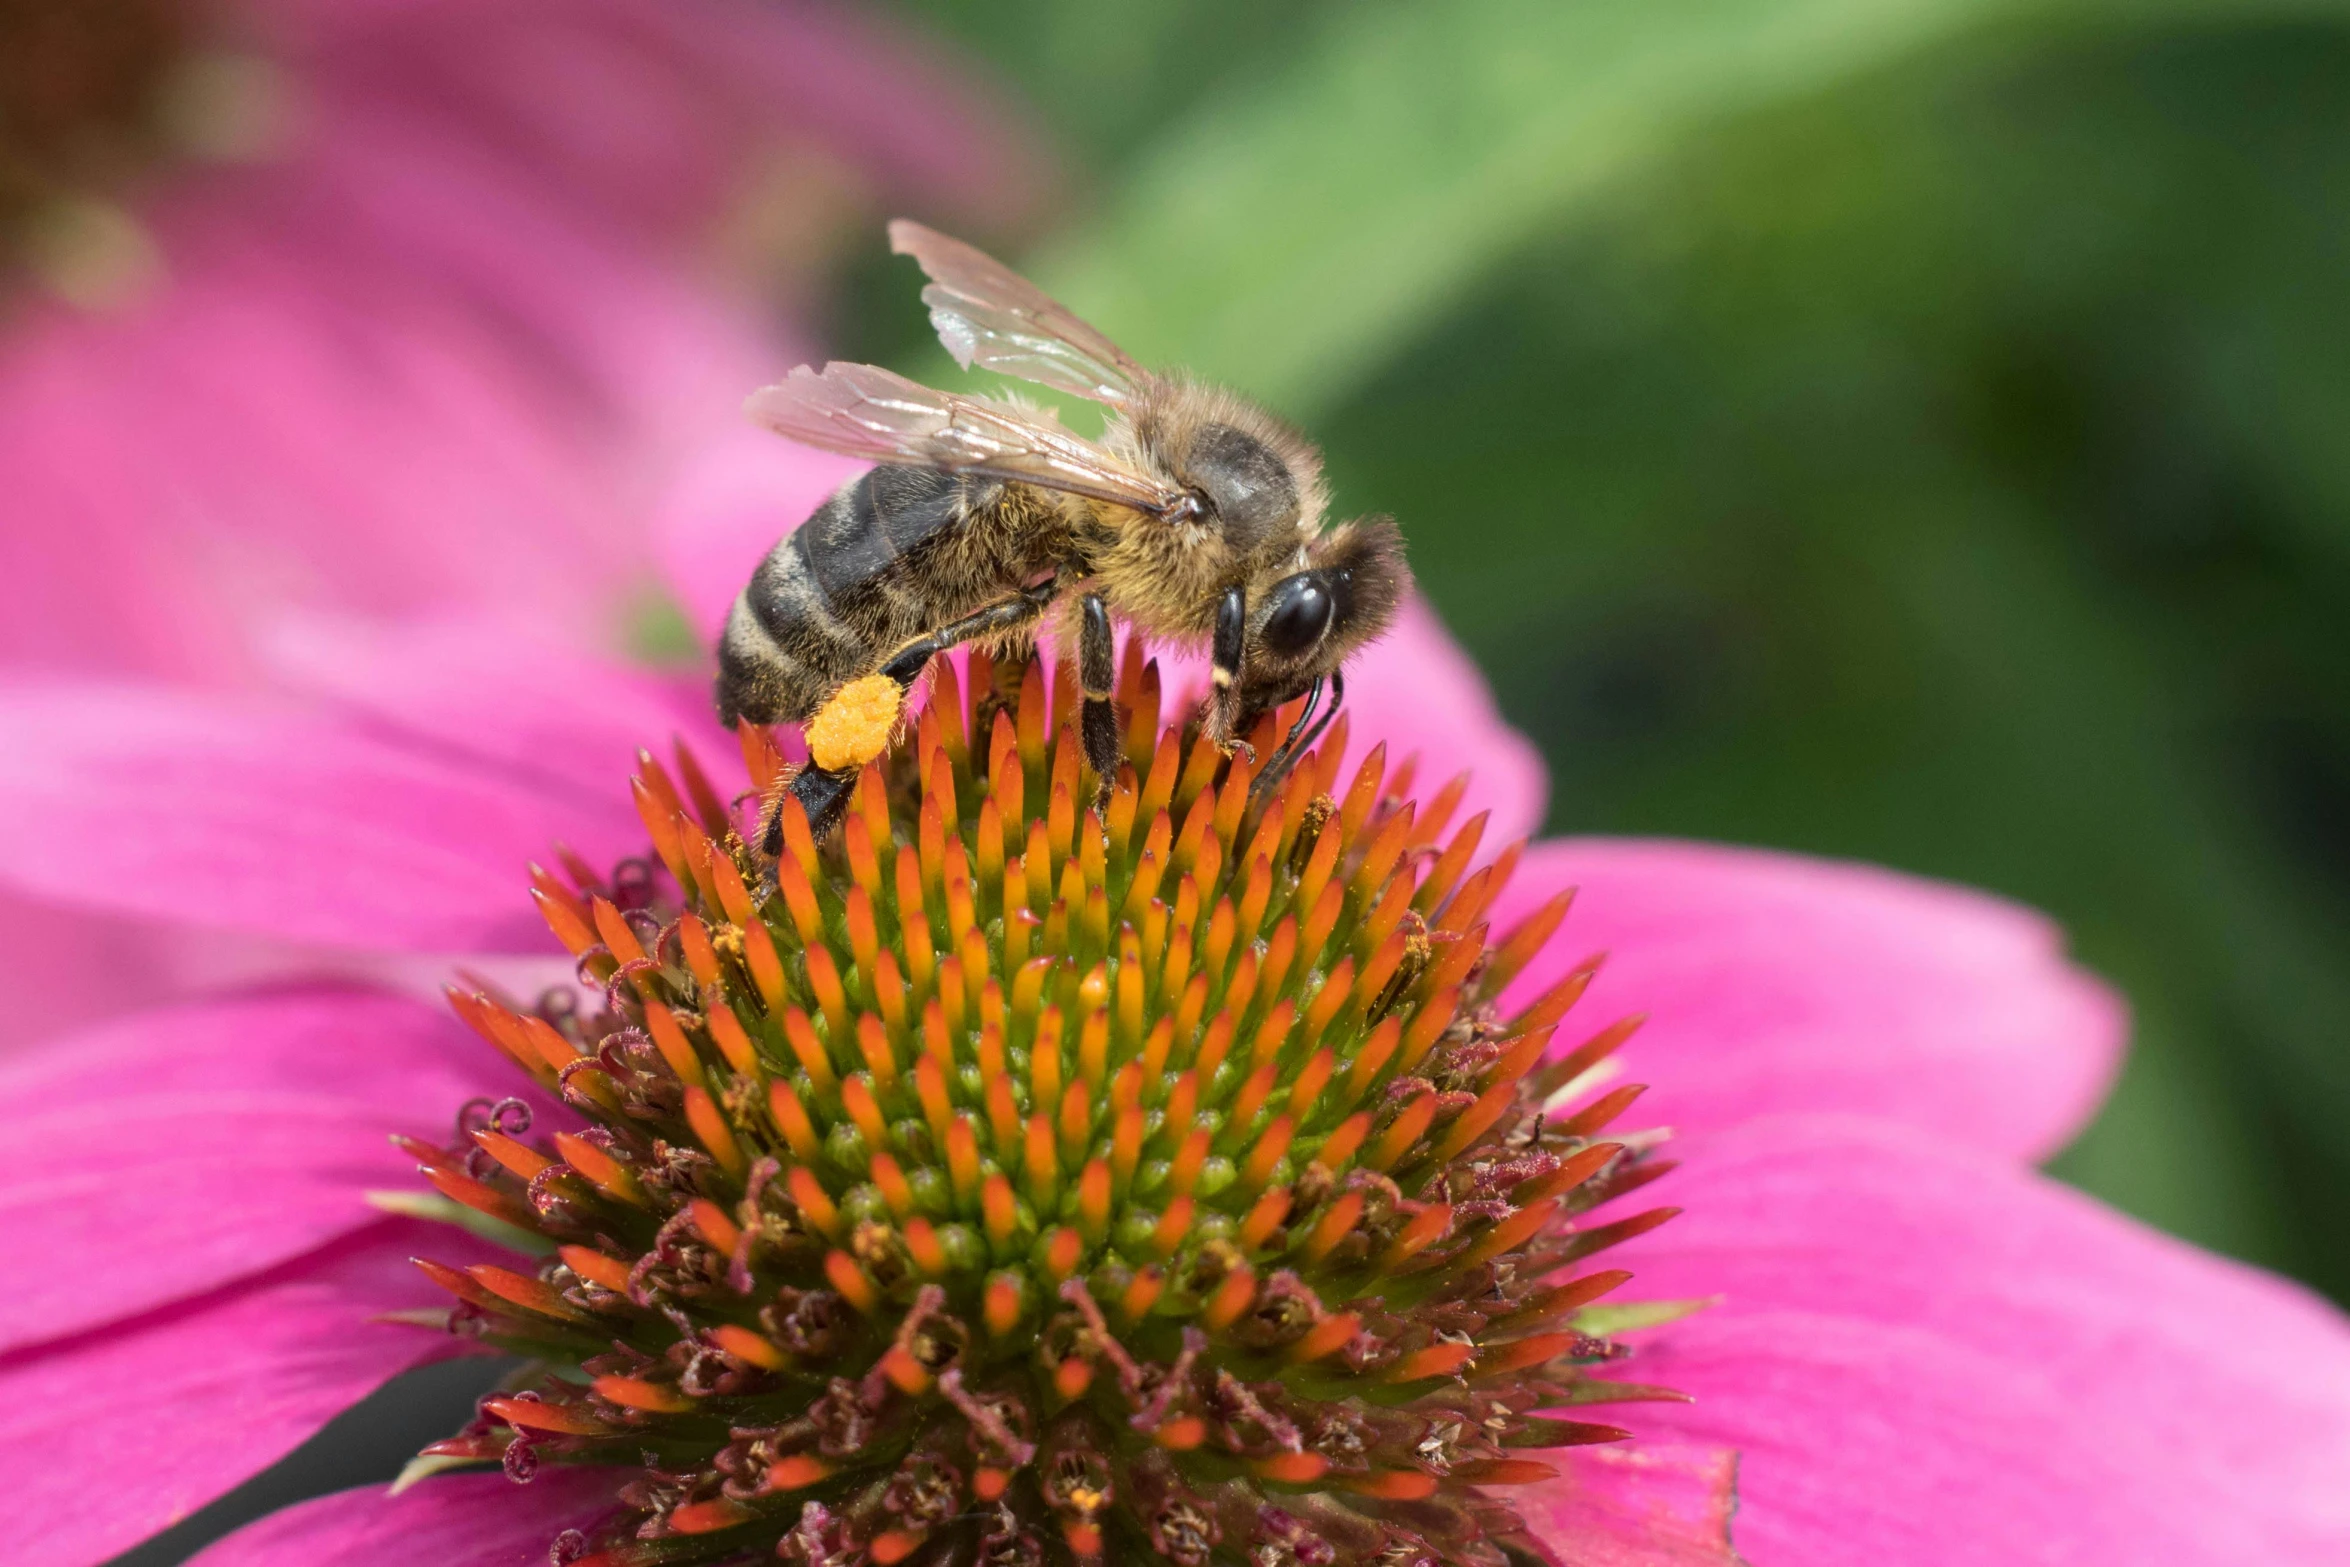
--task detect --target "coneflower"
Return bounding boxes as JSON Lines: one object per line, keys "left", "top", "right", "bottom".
{"left": 414, "top": 648, "right": 1677, "bottom": 1567}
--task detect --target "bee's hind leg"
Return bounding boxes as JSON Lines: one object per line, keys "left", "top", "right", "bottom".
{"left": 776, "top": 577, "right": 1068, "bottom": 847}
{"left": 1076, "top": 593, "right": 1121, "bottom": 807}
{"left": 761, "top": 764, "right": 861, "bottom": 856}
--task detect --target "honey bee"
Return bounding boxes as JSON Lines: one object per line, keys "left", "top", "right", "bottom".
{"left": 717, "top": 220, "right": 1409, "bottom": 844}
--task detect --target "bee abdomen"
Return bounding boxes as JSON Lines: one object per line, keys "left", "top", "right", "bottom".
{"left": 716, "top": 466, "right": 969, "bottom": 727}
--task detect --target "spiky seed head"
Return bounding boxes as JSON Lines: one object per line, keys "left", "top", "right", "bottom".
{"left": 416, "top": 647, "right": 1679, "bottom": 1567}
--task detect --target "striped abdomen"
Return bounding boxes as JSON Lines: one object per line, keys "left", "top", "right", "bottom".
{"left": 716, "top": 465, "right": 1039, "bottom": 726}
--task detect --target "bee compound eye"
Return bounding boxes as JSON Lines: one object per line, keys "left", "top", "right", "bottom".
{"left": 1261, "top": 576, "right": 1333, "bottom": 657}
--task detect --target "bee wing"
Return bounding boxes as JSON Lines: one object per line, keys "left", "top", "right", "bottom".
{"left": 747, "top": 361, "right": 1192, "bottom": 518}
{"left": 889, "top": 219, "right": 1150, "bottom": 407}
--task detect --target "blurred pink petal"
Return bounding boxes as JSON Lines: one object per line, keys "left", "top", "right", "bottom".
{"left": 0, "top": 896, "right": 179, "bottom": 1045}
{"left": 653, "top": 424, "right": 873, "bottom": 640}
{"left": 0, "top": 0, "right": 1048, "bottom": 683}
{"left": 1515, "top": 1446, "right": 1745, "bottom": 1566}
{"left": 1492, "top": 838, "right": 2122, "bottom": 1160}
{"left": 1594, "top": 1116, "right": 2350, "bottom": 1565}
{"left": 260, "top": 615, "right": 723, "bottom": 802}
{"left": 0, "top": 679, "right": 639, "bottom": 951}
{"left": 187, "top": 1467, "right": 619, "bottom": 1567}
{"left": 261, "top": 0, "right": 1052, "bottom": 254}
{"left": 1327, "top": 594, "right": 1549, "bottom": 843}
{"left": 10, "top": 1221, "right": 490, "bottom": 1567}
{"left": 0, "top": 991, "right": 498, "bottom": 1351}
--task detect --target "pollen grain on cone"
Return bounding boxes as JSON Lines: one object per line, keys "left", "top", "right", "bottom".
{"left": 413, "top": 647, "right": 1677, "bottom": 1567}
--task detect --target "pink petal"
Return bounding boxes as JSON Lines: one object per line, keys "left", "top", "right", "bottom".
{"left": 0, "top": 0, "right": 1051, "bottom": 688}
{"left": 653, "top": 423, "right": 872, "bottom": 641}
{"left": 260, "top": 614, "right": 727, "bottom": 805}
{"left": 11, "top": 1221, "right": 498, "bottom": 1567}
{"left": 0, "top": 895, "right": 179, "bottom": 1053}
{"left": 1327, "top": 595, "right": 1549, "bottom": 844}
{"left": 0, "top": 679, "right": 639, "bottom": 951}
{"left": 1581, "top": 1116, "right": 2350, "bottom": 1565}
{"left": 1491, "top": 837, "right": 2123, "bottom": 1160}
{"left": 187, "top": 1467, "right": 620, "bottom": 1567}
{"left": 265, "top": 0, "right": 1055, "bottom": 253}
{"left": 0, "top": 991, "right": 511, "bottom": 1352}
{"left": 1515, "top": 1445, "right": 1744, "bottom": 1566}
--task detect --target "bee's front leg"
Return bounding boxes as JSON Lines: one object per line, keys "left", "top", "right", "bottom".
{"left": 1076, "top": 593, "right": 1122, "bottom": 808}
{"left": 1203, "top": 584, "right": 1255, "bottom": 761}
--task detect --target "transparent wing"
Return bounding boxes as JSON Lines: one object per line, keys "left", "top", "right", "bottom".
{"left": 746, "top": 362, "right": 1192, "bottom": 518}
{"left": 889, "top": 219, "right": 1150, "bottom": 406}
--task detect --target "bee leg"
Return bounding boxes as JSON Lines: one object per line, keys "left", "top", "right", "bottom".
{"left": 878, "top": 573, "right": 1065, "bottom": 689}
{"left": 1077, "top": 592, "right": 1121, "bottom": 808}
{"left": 1205, "top": 584, "right": 1255, "bottom": 760}
{"left": 768, "top": 763, "right": 860, "bottom": 852}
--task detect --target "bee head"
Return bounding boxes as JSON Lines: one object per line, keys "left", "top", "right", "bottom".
{"left": 1235, "top": 515, "right": 1410, "bottom": 725}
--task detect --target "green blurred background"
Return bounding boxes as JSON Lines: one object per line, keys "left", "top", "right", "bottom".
{"left": 846, "top": 0, "right": 2350, "bottom": 1302}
